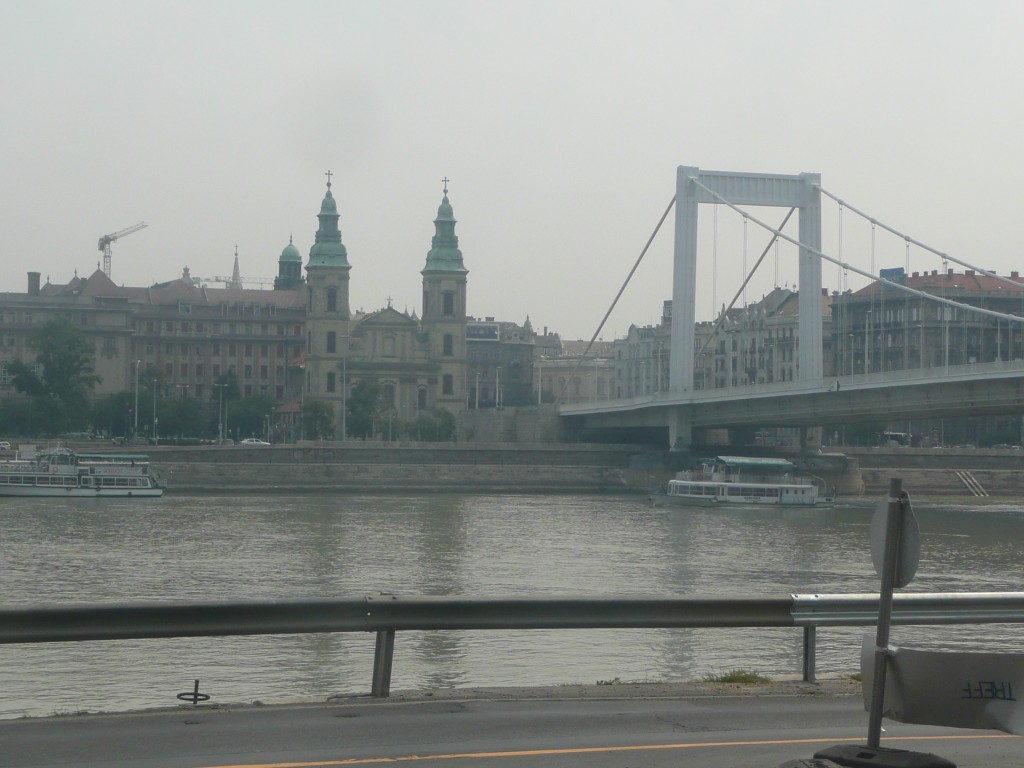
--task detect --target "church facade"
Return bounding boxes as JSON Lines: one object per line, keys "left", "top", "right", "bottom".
{"left": 301, "top": 178, "right": 469, "bottom": 434}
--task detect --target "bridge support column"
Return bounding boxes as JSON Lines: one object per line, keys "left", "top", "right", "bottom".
{"left": 668, "top": 407, "right": 693, "bottom": 451}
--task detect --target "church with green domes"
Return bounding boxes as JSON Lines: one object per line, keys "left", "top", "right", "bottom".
{"left": 295, "top": 176, "right": 468, "bottom": 436}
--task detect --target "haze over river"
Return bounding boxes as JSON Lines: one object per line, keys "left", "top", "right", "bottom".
{"left": 1, "top": 492, "right": 1022, "bottom": 719}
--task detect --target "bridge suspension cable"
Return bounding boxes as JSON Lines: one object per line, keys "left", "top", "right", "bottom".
{"left": 554, "top": 194, "right": 677, "bottom": 406}
{"left": 818, "top": 185, "right": 1024, "bottom": 294}
{"left": 688, "top": 175, "right": 1024, "bottom": 326}
{"left": 695, "top": 207, "right": 795, "bottom": 363}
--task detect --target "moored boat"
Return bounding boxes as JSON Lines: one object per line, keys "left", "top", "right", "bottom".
{"left": 0, "top": 446, "right": 164, "bottom": 497}
{"left": 651, "top": 455, "right": 832, "bottom": 508}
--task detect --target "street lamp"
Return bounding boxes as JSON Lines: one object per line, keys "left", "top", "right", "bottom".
{"left": 133, "top": 359, "right": 142, "bottom": 441}
{"left": 214, "top": 382, "right": 227, "bottom": 443}
{"left": 151, "top": 379, "right": 158, "bottom": 446}
{"left": 341, "top": 336, "right": 349, "bottom": 442}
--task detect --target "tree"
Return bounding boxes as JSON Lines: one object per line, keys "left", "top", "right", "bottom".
{"left": 406, "top": 407, "right": 456, "bottom": 442}
{"left": 91, "top": 391, "right": 135, "bottom": 438}
{"left": 302, "top": 398, "right": 335, "bottom": 440}
{"left": 9, "top": 318, "right": 101, "bottom": 436}
{"left": 228, "top": 394, "right": 279, "bottom": 441}
{"left": 346, "top": 379, "right": 381, "bottom": 439}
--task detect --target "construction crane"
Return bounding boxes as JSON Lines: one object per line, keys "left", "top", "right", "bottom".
{"left": 98, "top": 222, "right": 148, "bottom": 279}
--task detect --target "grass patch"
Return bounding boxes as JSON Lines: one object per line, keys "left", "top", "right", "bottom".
{"left": 702, "top": 669, "right": 772, "bottom": 685}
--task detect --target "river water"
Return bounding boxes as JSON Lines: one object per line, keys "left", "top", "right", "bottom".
{"left": 1, "top": 492, "right": 1022, "bottom": 719}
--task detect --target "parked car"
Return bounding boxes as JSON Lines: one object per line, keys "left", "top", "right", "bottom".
{"left": 240, "top": 438, "right": 271, "bottom": 446}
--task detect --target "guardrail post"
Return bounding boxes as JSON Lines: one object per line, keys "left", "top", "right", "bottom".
{"left": 802, "top": 625, "right": 816, "bottom": 682}
{"left": 371, "top": 629, "right": 395, "bottom": 697}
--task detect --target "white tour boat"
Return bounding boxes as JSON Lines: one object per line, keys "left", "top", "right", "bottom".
{"left": 651, "top": 456, "right": 833, "bottom": 508}
{"left": 0, "top": 446, "right": 164, "bottom": 497}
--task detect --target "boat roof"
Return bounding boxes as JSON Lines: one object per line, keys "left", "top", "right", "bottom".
{"left": 716, "top": 456, "right": 796, "bottom": 470}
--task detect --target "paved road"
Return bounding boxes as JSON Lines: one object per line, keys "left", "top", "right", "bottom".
{"left": 1, "top": 691, "right": 1019, "bottom": 768}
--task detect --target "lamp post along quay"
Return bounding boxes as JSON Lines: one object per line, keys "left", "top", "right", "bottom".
{"left": 133, "top": 359, "right": 141, "bottom": 441}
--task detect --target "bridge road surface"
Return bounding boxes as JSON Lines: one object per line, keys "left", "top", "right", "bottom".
{"left": 1, "top": 691, "right": 1020, "bottom": 768}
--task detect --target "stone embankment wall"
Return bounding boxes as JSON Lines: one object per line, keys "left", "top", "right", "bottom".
{"left": 842, "top": 447, "right": 1024, "bottom": 498}
{"left": 83, "top": 441, "right": 1024, "bottom": 498}
{"left": 150, "top": 443, "right": 645, "bottom": 493}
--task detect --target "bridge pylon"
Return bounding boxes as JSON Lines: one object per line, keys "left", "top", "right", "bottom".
{"left": 670, "top": 168, "right": 824, "bottom": 416}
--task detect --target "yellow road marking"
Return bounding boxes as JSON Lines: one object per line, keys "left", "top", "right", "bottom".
{"left": 204, "top": 733, "right": 1020, "bottom": 768}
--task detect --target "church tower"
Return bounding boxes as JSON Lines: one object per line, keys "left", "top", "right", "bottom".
{"left": 304, "top": 172, "right": 351, "bottom": 431}
{"left": 274, "top": 236, "right": 304, "bottom": 289}
{"left": 421, "top": 180, "right": 468, "bottom": 413}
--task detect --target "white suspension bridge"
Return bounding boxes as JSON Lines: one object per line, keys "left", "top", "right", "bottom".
{"left": 559, "top": 166, "right": 1024, "bottom": 449}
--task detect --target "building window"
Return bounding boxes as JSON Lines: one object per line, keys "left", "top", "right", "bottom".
{"left": 326, "top": 372, "right": 336, "bottom": 392}
{"left": 213, "top": 364, "right": 220, "bottom": 378}
{"left": 260, "top": 345, "right": 268, "bottom": 358}
{"left": 443, "top": 291, "right": 455, "bottom": 316}
{"left": 245, "top": 344, "right": 253, "bottom": 357}
{"left": 260, "top": 365, "right": 268, "bottom": 379}
{"left": 180, "top": 364, "right": 188, "bottom": 377}
{"left": 327, "top": 332, "right": 336, "bottom": 353}
{"left": 327, "top": 287, "right": 337, "bottom": 312}
{"left": 244, "top": 365, "right": 252, "bottom": 379}
{"left": 443, "top": 334, "right": 453, "bottom": 356}
{"left": 443, "top": 374, "right": 453, "bottom": 395}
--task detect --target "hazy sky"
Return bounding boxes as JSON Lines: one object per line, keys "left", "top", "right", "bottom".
{"left": 3, "top": 1, "right": 1023, "bottom": 339}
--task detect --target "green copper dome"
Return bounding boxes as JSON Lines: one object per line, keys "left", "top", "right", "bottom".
{"left": 307, "top": 182, "right": 350, "bottom": 269}
{"left": 280, "top": 237, "right": 302, "bottom": 263}
{"left": 422, "top": 193, "right": 467, "bottom": 274}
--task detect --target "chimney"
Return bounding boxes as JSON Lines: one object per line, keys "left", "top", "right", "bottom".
{"left": 27, "top": 272, "right": 40, "bottom": 296}
{"left": 966, "top": 269, "right": 975, "bottom": 276}
{"left": 948, "top": 269, "right": 954, "bottom": 277}
{"left": 1012, "top": 271, "right": 1020, "bottom": 279}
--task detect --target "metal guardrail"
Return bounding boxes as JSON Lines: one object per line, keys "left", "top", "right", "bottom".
{"left": 3, "top": 592, "right": 1023, "bottom": 697}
